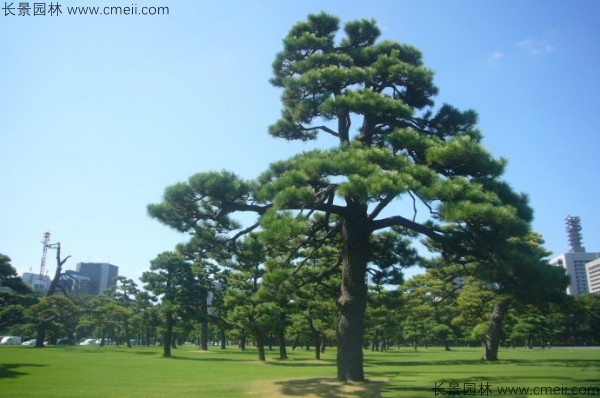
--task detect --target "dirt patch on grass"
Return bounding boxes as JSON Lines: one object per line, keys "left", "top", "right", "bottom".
{"left": 244, "top": 377, "right": 385, "bottom": 397}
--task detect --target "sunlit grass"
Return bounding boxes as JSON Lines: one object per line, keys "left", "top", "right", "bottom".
{"left": 1, "top": 344, "right": 598, "bottom": 397}
{"left": 379, "top": 347, "right": 600, "bottom": 398}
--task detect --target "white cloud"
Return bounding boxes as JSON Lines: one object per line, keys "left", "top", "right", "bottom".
{"left": 518, "top": 37, "right": 556, "bottom": 55}
{"left": 489, "top": 51, "right": 504, "bottom": 62}
{"left": 518, "top": 39, "right": 532, "bottom": 48}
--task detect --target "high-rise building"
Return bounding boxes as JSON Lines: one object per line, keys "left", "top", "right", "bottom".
{"left": 586, "top": 258, "right": 600, "bottom": 294}
{"left": 75, "top": 262, "right": 119, "bottom": 295}
{"left": 550, "top": 252, "right": 600, "bottom": 295}
{"left": 549, "top": 216, "right": 600, "bottom": 296}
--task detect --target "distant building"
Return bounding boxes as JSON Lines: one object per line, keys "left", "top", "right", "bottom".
{"left": 549, "top": 216, "right": 600, "bottom": 296}
{"left": 550, "top": 252, "right": 600, "bottom": 295}
{"left": 22, "top": 272, "right": 51, "bottom": 294}
{"left": 57, "top": 270, "right": 95, "bottom": 296}
{"left": 586, "top": 258, "right": 600, "bottom": 294}
{"left": 75, "top": 262, "right": 119, "bottom": 295}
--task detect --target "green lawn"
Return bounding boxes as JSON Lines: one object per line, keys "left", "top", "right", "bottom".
{"left": 0, "top": 345, "right": 598, "bottom": 397}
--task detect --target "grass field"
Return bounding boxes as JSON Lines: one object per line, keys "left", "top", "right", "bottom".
{"left": 1, "top": 344, "right": 598, "bottom": 397}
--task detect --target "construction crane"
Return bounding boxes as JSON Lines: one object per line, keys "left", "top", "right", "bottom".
{"left": 39, "top": 231, "right": 51, "bottom": 280}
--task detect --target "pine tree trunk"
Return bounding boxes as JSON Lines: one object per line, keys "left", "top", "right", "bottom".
{"left": 220, "top": 326, "right": 227, "bottom": 349}
{"left": 371, "top": 330, "right": 379, "bottom": 351}
{"left": 336, "top": 208, "right": 369, "bottom": 382}
{"left": 199, "top": 321, "right": 208, "bottom": 350}
{"left": 199, "top": 295, "right": 208, "bottom": 350}
{"left": 163, "top": 310, "right": 173, "bottom": 357}
{"left": 308, "top": 316, "right": 320, "bottom": 360}
{"left": 314, "top": 332, "right": 321, "bottom": 360}
{"left": 278, "top": 326, "right": 287, "bottom": 360}
{"left": 256, "top": 330, "right": 266, "bottom": 361}
{"left": 482, "top": 299, "right": 510, "bottom": 361}
{"left": 125, "top": 320, "right": 131, "bottom": 348}
{"left": 239, "top": 332, "right": 246, "bottom": 351}
{"left": 35, "top": 322, "right": 47, "bottom": 348}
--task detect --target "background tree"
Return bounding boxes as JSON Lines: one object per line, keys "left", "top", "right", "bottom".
{"left": 79, "top": 294, "right": 131, "bottom": 346}
{"left": 577, "top": 294, "right": 600, "bottom": 345}
{"left": 552, "top": 294, "right": 600, "bottom": 346}
{"left": 366, "top": 277, "right": 402, "bottom": 352}
{"left": 366, "top": 230, "right": 418, "bottom": 351}
{"left": 0, "top": 254, "right": 32, "bottom": 294}
{"left": 473, "top": 233, "right": 567, "bottom": 360}
{"left": 0, "top": 254, "right": 36, "bottom": 332}
{"left": 451, "top": 277, "right": 496, "bottom": 346}
{"left": 506, "top": 304, "right": 552, "bottom": 349}
{"left": 223, "top": 234, "right": 270, "bottom": 361}
{"left": 141, "top": 251, "right": 194, "bottom": 357}
{"left": 131, "top": 291, "right": 161, "bottom": 346}
{"left": 256, "top": 266, "right": 293, "bottom": 360}
{"left": 400, "top": 270, "right": 459, "bottom": 351}
{"left": 289, "top": 270, "right": 339, "bottom": 360}
{"left": 206, "top": 269, "right": 230, "bottom": 349}
{"left": 148, "top": 13, "right": 532, "bottom": 381}
{"left": 175, "top": 232, "right": 222, "bottom": 351}
{"left": 257, "top": 211, "right": 344, "bottom": 360}
{"left": 24, "top": 296, "right": 79, "bottom": 345}
{"left": 441, "top": 230, "right": 568, "bottom": 359}
{"left": 106, "top": 277, "right": 139, "bottom": 347}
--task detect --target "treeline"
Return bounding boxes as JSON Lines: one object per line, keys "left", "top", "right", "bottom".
{"left": 2, "top": 252, "right": 598, "bottom": 357}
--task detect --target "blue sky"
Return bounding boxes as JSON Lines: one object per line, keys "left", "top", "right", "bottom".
{"left": 1, "top": 1, "right": 599, "bottom": 284}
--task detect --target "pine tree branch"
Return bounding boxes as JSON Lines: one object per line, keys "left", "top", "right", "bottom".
{"left": 371, "top": 215, "right": 445, "bottom": 243}
{"left": 368, "top": 195, "right": 394, "bottom": 221}
{"left": 227, "top": 222, "right": 261, "bottom": 243}
{"left": 301, "top": 124, "right": 339, "bottom": 138}
{"left": 222, "top": 202, "right": 269, "bottom": 215}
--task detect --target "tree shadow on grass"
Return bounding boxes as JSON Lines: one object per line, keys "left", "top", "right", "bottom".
{"left": 514, "top": 358, "right": 600, "bottom": 368}
{"left": 366, "top": 359, "right": 484, "bottom": 368}
{"left": 161, "top": 355, "right": 223, "bottom": 361}
{"left": 130, "top": 351, "right": 160, "bottom": 356}
{"left": 267, "top": 360, "right": 335, "bottom": 368}
{"left": 273, "top": 378, "right": 384, "bottom": 398}
{"left": 160, "top": 355, "right": 334, "bottom": 368}
{"left": 0, "top": 364, "right": 47, "bottom": 379}
{"left": 367, "top": 357, "right": 600, "bottom": 369}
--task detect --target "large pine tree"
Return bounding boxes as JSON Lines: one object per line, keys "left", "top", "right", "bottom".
{"left": 148, "top": 13, "right": 531, "bottom": 381}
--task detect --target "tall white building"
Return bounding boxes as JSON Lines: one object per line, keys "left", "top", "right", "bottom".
{"left": 550, "top": 252, "right": 600, "bottom": 295}
{"left": 586, "top": 258, "right": 600, "bottom": 294}
{"left": 549, "top": 216, "right": 600, "bottom": 296}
